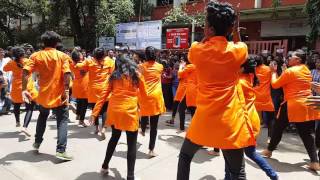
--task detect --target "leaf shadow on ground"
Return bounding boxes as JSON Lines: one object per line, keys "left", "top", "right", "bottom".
{"left": 0, "top": 150, "right": 67, "bottom": 165}
{"left": 75, "top": 168, "right": 125, "bottom": 180}
{"left": 158, "top": 134, "right": 219, "bottom": 164}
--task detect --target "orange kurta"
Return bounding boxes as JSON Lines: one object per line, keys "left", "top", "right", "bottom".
{"left": 70, "top": 62, "right": 88, "bottom": 99}
{"left": 75, "top": 57, "right": 114, "bottom": 103}
{"left": 239, "top": 74, "right": 260, "bottom": 138}
{"left": 92, "top": 75, "right": 147, "bottom": 131}
{"left": 139, "top": 61, "right": 166, "bottom": 116}
{"left": 179, "top": 64, "right": 197, "bottom": 107}
{"left": 254, "top": 65, "right": 275, "bottom": 111}
{"left": 186, "top": 36, "right": 255, "bottom": 149}
{"left": 174, "top": 77, "right": 187, "bottom": 101}
{"left": 271, "top": 64, "right": 320, "bottom": 122}
{"left": 4, "top": 58, "right": 38, "bottom": 103}
{"left": 24, "top": 48, "right": 71, "bottom": 108}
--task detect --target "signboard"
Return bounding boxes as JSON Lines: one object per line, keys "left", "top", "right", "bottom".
{"left": 98, "top": 37, "right": 115, "bottom": 50}
{"left": 116, "top": 20, "right": 162, "bottom": 50}
{"left": 166, "top": 28, "right": 189, "bottom": 49}
{"left": 261, "top": 19, "right": 310, "bottom": 37}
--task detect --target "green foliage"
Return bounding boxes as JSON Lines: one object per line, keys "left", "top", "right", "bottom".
{"left": 133, "top": 0, "right": 154, "bottom": 17}
{"left": 163, "top": 4, "right": 205, "bottom": 26}
{"left": 304, "top": 0, "right": 320, "bottom": 43}
{"left": 96, "top": 0, "right": 135, "bottom": 37}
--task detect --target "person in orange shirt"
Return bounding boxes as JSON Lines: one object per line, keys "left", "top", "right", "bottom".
{"left": 254, "top": 55, "right": 275, "bottom": 140}
{"left": 139, "top": 46, "right": 166, "bottom": 157}
{"left": 262, "top": 49, "right": 320, "bottom": 171}
{"left": 22, "top": 31, "right": 73, "bottom": 161}
{"left": 89, "top": 56, "right": 147, "bottom": 180}
{"left": 177, "top": 2, "right": 255, "bottom": 179}
{"left": 70, "top": 49, "right": 88, "bottom": 127}
{"left": 75, "top": 48, "right": 114, "bottom": 138}
{"left": 233, "top": 56, "right": 278, "bottom": 180}
{"left": 174, "top": 58, "right": 197, "bottom": 132}
{"left": 3, "top": 47, "right": 38, "bottom": 136}
{"left": 166, "top": 57, "right": 187, "bottom": 126}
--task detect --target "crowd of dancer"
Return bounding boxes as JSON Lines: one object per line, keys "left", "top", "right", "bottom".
{"left": 1, "top": 1, "right": 320, "bottom": 180}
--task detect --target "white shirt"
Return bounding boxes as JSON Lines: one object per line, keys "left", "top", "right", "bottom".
{"left": 0, "top": 57, "right": 12, "bottom": 91}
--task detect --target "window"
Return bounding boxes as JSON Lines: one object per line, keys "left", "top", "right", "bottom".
{"left": 157, "top": 0, "right": 173, "bottom": 6}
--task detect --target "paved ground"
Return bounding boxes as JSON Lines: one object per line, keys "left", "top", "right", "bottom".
{"left": 0, "top": 110, "right": 319, "bottom": 180}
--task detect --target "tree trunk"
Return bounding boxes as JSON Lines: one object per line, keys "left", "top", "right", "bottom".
{"left": 66, "top": 0, "right": 84, "bottom": 48}
{"left": 0, "top": 20, "right": 15, "bottom": 45}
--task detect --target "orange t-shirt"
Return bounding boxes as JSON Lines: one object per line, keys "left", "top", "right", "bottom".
{"left": 75, "top": 57, "right": 114, "bottom": 103}
{"left": 4, "top": 58, "right": 38, "bottom": 103}
{"left": 70, "top": 62, "right": 88, "bottom": 99}
{"left": 254, "top": 65, "right": 275, "bottom": 111}
{"left": 186, "top": 36, "right": 255, "bottom": 149}
{"left": 178, "top": 64, "right": 197, "bottom": 107}
{"left": 92, "top": 75, "right": 147, "bottom": 131}
{"left": 271, "top": 64, "right": 320, "bottom": 122}
{"left": 24, "top": 48, "right": 71, "bottom": 108}
{"left": 239, "top": 74, "right": 260, "bottom": 138}
{"left": 138, "top": 61, "right": 166, "bottom": 116}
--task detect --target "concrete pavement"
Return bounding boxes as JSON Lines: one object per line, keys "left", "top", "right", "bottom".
{"left": 0, "top": 110, "right": 319, "bottom": 180}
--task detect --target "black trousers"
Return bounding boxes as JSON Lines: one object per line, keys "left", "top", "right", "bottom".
{"left": 162, "top": 83, "right": 173, "bottom": 110}
{"left": 89, "top": 102, "right": 108, "bottom": 126}
{"left": 262, "top": 111, "right": 275, "bottom": 138}
{"left": 178, "top": 97, "right": 196, "bottom": 130}
{"left": 316, "top": 121, "right": 320, "bottom": 161}
{"left": 35, "top": 105, "right": 69, "bottom": 153}
{"left": 76, "top": 98, "right": 88, "bottom": 121}
{"left": 177, "top": 138, "right": 246, "bottom": 180}
{"left": 172, "top": 101, "right": 179, "bottom": 118}
{"left": 141, "top": 115, "right": 159, "bottom": 151}
{"left": 23, "top": 101, "right": 36, "bottom": 128}
{"left": 13, "top": 103, "right": 21, "bottom": 123}
{"left": 268, "top": 103, "right": 319, "bottom": 163}
{"left": 102, "top": 126, "right": 138, "bottom": 179}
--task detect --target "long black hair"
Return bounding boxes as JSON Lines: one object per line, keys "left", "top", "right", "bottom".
{"left": 241, "top": 55, "right": 259, "bottom": 87}
{"left": 206, "top": 1, "right": 236, "bottom": 36}
{"left": 12, "top": 47, "right": 25, "bottom": 68}
{"left": 109, "top": 55, "right": 140, "bottom": 87}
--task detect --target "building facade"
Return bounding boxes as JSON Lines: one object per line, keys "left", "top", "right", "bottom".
{"left": 149, "top": 0, "right": 315, "bottom": 52}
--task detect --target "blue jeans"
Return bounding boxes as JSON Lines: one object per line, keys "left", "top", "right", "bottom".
{"left": 35, "top": 105, "right": 69, "bottom": 153}
{"left": 244, "top": 146, "right": 278, "bottom": 180}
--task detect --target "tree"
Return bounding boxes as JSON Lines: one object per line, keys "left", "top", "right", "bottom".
{"left": 163, "top": 4, "right": 205, "bottom": 26}
{"left": 304, "top": 0, "right": 320, "bottom": 43}
{"left": 133, "top": 0, "right": 154, "bottom": 21}
{"left": 0, "top": 0, "right": 33, "bottom": 46}
{"left": 96, "top": 0, "right": 135, "bottom": 37}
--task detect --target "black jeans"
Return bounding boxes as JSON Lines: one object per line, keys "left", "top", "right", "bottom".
{"left": 89, "top": 102, "right": 108, "bottom": 126}
{"left": 268, "top": 103, "right": 319, "bottom": 163}
{"left": 141, "top": 115, "right": 159, "bottom": 151}
{"left": 76, "top": 98, "right": 88, "bottom": 121}
{"left": 23, "top": 101, "right": 36, "bottom": 128}
{"left": 102, "top": 126, "right": 138, "bottom": 179}
{"left": 13, "top": 103, "right": 22, "bottom": 123}
{"left": 35, "top": 105, "right": 69, "bottom": 153}
{"left": 177, "top": 138, "right": 246, "bottom": 180}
